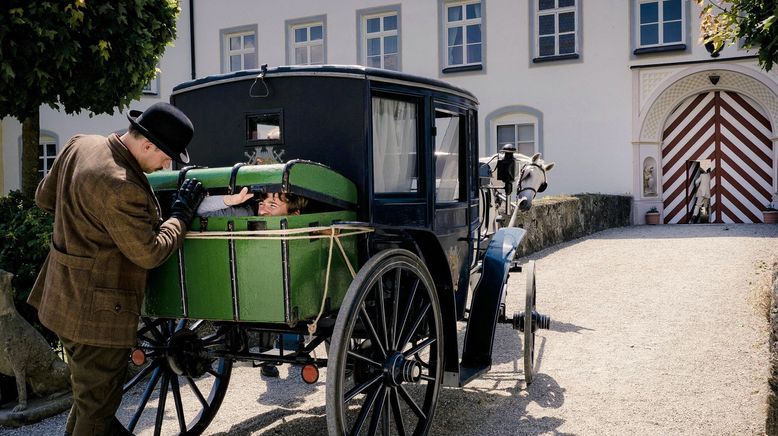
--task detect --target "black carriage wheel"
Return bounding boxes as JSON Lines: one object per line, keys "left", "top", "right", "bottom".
{"left": 524, "top": 261, "right": 536, "bottom": 385}
{"left": 118, "top": 318, "right": 233, "bottom": 435}
{"left": 327, "top": 249, "right": 444, "bottom": 436}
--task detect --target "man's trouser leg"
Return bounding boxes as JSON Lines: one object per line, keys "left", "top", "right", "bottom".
{"left": 61, "top": 337, "right": 129, "bottom": 436}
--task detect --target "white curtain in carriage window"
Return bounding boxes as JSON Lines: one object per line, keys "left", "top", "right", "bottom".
{"left": 372, "top": 97, "right": 418, "bottom": 193}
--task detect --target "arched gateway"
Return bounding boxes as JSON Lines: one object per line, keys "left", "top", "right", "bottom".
{"left": 661, "top": 90, "right": 773, "bottom": 223}
{"left": 636, "top": 65, "right": 778, "bottom": 224}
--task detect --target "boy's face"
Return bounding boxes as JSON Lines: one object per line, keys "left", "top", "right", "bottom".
{"left": 259, "top": 193, "right": 292, "bottom": 216}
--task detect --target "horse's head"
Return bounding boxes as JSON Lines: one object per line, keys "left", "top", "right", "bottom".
{"left": 516, "top": 153, "right": 554, "bottom": 210}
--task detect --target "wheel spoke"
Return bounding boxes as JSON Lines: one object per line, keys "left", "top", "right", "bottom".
{"left": 382, "top": 391, "right": 391, "bottom": 435}
{"left": 344, "top": 373, "right": 383, "bottom": 403}
{"left": 403, "top": 337, "right": 435, "bottom": 358}
{"left": 391, "top": 268, "right": 402, "bottom": 350}
{"left": 206, "top": 368, "right": 222, "bottom": 379}
{"left": 347, "top": 350, "right": 383, "bottom": 368}
{"left": 189, "top": 319, "right": 205, "bottom": 332}
{"left": 398, "top": 302, "right": 431, "bottom": 350}
{"left": 390, "top": 387, "right": 406, "bottom": 436}
{"left": 154, "top": 373, "right": 171, "bottom": 436}
{"left": 124, "top": 359, "right": 161, "bottom": 393}
{"left": 397, "top": 384, "right": 427, "bottom": 420}
{"left": 140, "top": 317, "right": 165, "bottom": 344}
{"left": 359, "top": 306, "right": 387, "bottom": 358}
{"left": 128, "top": 366, "right": 162, "bottom": 432}
{"left": 349, "top": 383, "right": 382, "bottom": 436}
{"left": 171, "top": 375, "right": 187, "bottom": 434}
{"left": 419, "top": 374, "right": 436, "bottom": 382}
{"left": 367, "top": 386, "right": 387, "bottom": 436}
{"left": 376, "top": 278, "right": 389, "bottom": 351}
{"left": 394, "top": 278, "right": 420, "bottom": 350}
{"left": 174, "top": 319, "right": 187, "bottom": 333}
{"left": 186, "top": 376, "right": 209, "bottom": 408}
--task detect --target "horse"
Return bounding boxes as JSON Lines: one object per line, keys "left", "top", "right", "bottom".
{"left": 478, "top": 148, "right": 555, "bottom": 237}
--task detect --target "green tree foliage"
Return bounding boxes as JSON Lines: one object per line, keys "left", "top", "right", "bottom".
{"left": 0, "top": 191, "right": 56, "bottom": 345}
{"left": 0, "top": 1, "right": 180, "bottom": 195}
{"left": 698, "top": 0, "right": 778, "bottom": 71}
{"left": 0, "top": 0, "right": 180, "bottom": 118}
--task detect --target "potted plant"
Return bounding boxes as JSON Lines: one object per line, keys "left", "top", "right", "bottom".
{"left": 645, "top": 206, "right": 660, "bottom": 225}
{"left": 763, "top": 203, "right": 778, "bottom": 224}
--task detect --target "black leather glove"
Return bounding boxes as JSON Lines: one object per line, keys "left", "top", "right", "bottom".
{"left": 170, "top": 178, "right": 205, "bottom": 227}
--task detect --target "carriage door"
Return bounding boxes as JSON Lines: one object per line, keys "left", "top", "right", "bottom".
{"left": 433, "top": 104, "right": 471, "bottom": 297}
{"left": 661, "top": 90, "right": 774, "bottom": 223}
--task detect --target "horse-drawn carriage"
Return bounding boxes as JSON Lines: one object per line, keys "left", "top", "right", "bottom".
{"left": 120, "top": 65, "right": 553, "bottom": 435}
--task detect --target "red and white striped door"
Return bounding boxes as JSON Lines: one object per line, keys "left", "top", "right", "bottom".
{"left": 661, "top": 90, "right": 774, "bottom": 223}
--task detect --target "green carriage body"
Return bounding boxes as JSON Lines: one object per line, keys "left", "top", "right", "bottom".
{"left": 143, "top": 161, "right": 359, "bottom": 325}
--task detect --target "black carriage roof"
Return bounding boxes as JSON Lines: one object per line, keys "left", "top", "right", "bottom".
{"left": 172, "top": 64, "right": 478, "bottom": 103}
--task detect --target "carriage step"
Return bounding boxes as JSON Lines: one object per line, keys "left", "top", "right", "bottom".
{"left": 458, "top": 364, "right": 490, "bottom": 387}
{"left": 499, "top": 311, "right": 551, "bottom": 332}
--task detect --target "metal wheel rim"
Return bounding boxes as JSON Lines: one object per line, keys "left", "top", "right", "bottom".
{"left": 524, "top": 261, "right": 536, "bottom": 385}
{"left": 327, "top": 249, "right": 444, "bottom": 436}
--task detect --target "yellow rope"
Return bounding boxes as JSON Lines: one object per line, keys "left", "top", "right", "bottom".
{"left": 185, "top": 224, "right": 373, "bottom": 240}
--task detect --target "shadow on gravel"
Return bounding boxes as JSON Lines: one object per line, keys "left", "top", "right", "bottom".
{"left": 209, "top": 405, "right": 327, "bottom": 435}
{"left": 216, "top": 371, "right": 571, "bottom": 436}
{"left": 549, "top": 319, "right": 593, "bottom": 334}
{"left": 431, "top": 372, "right": 571, "bottom": 436}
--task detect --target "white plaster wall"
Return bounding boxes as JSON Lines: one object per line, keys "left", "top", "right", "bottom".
{"left": 2, "top": 0, "right": 772, "bottom": 201}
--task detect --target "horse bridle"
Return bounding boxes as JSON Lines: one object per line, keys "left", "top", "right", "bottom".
{"left": 517, "top": 162, "right": 547, "bottom": 196}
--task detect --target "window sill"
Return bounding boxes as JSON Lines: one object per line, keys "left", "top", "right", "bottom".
{"left": 442, "top": 64, "right": 483, "bottom": 74}
{"left": 633, "top": 44, "right": 686, "bottom": 55}
{"left": 532, "top": 53, "right": 580, "bottom": 63}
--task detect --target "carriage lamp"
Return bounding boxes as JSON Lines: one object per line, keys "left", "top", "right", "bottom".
{"left": 496, "top": 144, "right": 518, "bottom": 195}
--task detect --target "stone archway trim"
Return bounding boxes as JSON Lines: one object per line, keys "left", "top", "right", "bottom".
{"left": 638, "top": 63, "right": 778, "bottom": 143}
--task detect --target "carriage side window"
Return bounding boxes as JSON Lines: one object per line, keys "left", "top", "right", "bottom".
{"left": 435, "top": 110, "right": 462, "bottom": 202}
{"left": 220, "top": 25, "right": 258, "bottom": 73}
{"left": 372, "top": 97, "right": 418, "bottom": 193}
{"left": 246, "top": 112, "right": 282, "bottom": 144}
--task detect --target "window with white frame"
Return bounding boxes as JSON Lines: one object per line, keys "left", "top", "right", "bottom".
{"left": 535, "top": 0, "right": 578, "bottom": 59}
{"left": 142, "top": 71, "right": 159, "bottom": 95}
{"left": 444, "top": 0, "right": 482, "bottom": 68}
{"left": 222, "top": 27, "right": 257, "bottom": 73}
{"left": 290, "top": 21, "right": 324, "bottom": 65}
{"left": 637, "top": 0, "right": 684, "bottom": 49}
{"left": 497, "top": 123, "right": 535, "bottom": 157}
{"left": 360, "top": 11, "right": 400, "bottom": 70}
{"left": 38, "top": 137, "right": 57, "bottom": 180}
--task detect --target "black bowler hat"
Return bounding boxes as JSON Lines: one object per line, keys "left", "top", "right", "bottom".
{"left": 127, "top": 102, "right": 194, "bottom": 164}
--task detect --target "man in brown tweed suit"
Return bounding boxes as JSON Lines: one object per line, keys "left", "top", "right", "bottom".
{"left": 27, "top": 102, "right": 205, "bottom": 436}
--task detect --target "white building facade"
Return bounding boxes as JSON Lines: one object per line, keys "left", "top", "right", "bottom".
{"left": 2, "top": 0, "right": 777, "bottom": 224}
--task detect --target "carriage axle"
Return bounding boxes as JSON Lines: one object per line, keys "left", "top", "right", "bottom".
{"left": 506, "top": 311, "right": 551, "bottom": 332}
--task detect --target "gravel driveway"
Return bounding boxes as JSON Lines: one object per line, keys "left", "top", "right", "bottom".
{"left": 4, "top": 224, "right": 777, "bottom": 435}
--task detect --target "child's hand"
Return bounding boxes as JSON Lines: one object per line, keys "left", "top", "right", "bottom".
{"left": 224, "top": 187, "right": 254, "bottom": 206}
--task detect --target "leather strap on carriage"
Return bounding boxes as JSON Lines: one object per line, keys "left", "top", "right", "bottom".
{"left": 228, "top": 162, "right": 247, "bottom": 194}
{"left": 177, "top": 165, "right": 204, "bottom": 188}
